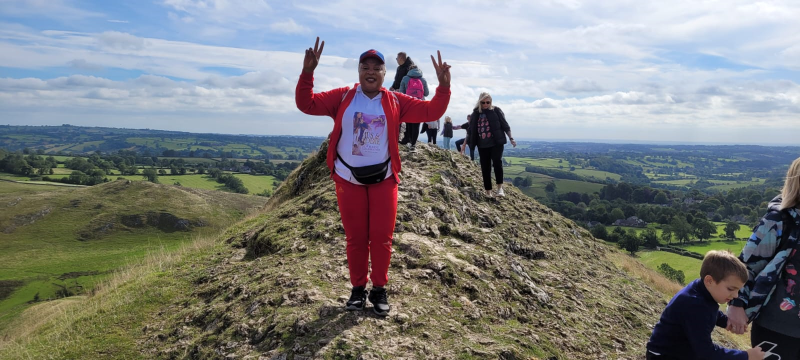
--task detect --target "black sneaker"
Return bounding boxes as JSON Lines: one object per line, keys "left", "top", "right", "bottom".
{"left": 346, "top": 286, "right": 366, "bottom": 311}
{"left": 368, "top": 287, "right": 390, "bottom": 316}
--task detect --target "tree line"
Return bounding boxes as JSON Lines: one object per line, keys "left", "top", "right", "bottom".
{"left": 0, "top": 148, "right": 300, "bottom": 193}
{"left": 539, "top": 179, "right": 780, "bottom": 251}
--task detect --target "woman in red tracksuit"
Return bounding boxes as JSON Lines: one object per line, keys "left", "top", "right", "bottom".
{"left": 295, "top": 37, "right": 451, "bottom": 316}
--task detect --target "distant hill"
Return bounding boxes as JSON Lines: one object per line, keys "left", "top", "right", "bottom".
{"left": 0, "top": 143, "right": 746, "bottom": 359}
{"left": 0, "top": 124, "right": 324, "bottom": 160}
{"left": 0, "top": 180, "right": 266, "bottom": 329}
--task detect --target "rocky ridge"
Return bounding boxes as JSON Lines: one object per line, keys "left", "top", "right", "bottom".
{"left": 142, "top": 141, "right": 676, "bottom": 359}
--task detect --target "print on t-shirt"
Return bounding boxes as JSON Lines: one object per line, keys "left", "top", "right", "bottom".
{"left": 775, "top": 249, "right": 800, "bottom": 316}
{"left": 351, "top": 112, "right": 387, "bottom": 156}
{"left": 478, "top": 113, "right": 492, "bottom": 139}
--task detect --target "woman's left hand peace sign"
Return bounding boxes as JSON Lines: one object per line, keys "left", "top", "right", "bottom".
{"left": 431, "top": 50, "right": 451, "bottom": 87}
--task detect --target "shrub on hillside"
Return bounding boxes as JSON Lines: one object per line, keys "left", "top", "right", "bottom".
{"left": 658, "top": 263, "right": 685, "bottom": 285}
{"left": 618, "top": 229, "right": 642, "bottom": 255}
{"left": 590, "top": 224, "right": 608, "bottom": 240}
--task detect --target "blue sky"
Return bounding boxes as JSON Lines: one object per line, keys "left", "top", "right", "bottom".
{"left": 0, "top": 0, "right": 799, "bottom": 144}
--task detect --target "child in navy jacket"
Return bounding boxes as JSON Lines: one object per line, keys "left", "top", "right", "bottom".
{"left": 646, "top": 250, "right": 764, "bottom": 360}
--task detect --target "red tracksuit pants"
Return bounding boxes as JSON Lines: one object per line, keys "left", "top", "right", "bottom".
{"left": 333, "top": 173, "right": 398, "bottom": 288}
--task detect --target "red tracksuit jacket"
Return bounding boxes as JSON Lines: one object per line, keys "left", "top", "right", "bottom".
{"left": 295, "top": 71, "right": 451, "bottom": 183}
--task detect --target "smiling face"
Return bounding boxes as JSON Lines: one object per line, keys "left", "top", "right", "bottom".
{"left": 704, "top": 275, "right": 745, "bottom": 304}
{"left": 358, "top": 58, "right": 386, "bottom": 96}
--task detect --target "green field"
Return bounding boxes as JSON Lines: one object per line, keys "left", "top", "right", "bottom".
{"left": 50, "top": 156, "right": 74, "bottom": 162}
{"left": 158, "top": 157, "right": 219, "bottom": 164}
{"left": 516, "top": 175, "right": 605, "bottom": 198}
{"left": 652, "top": 179, "right": 695, "bottom": 186}
{"left": 638, "top": 250, "right": 702, "bottom": 281}
{"left": 549, "top": 179, "right": 605, "bottom": 194}
{"left": 0, "top": 181, "right": 78, "bottom": 196}
{"left": 609, "top": 222, "right": 752, "bottom": 242}
{"left": 44, "top": 144, "right": 75, "bottom": 154}
{"left": 507, "top": 157, "right": 568, "bottom": 168}
{"left": 233, "top": 174, "right": 278, "bottom": 194}
{"left": 707, "top": 179, "right": 766, "bottom": 191}
{"left": 681, "top": 240, "right": 747, "bottom": 255}
{"left": 505, "top": 156, "right": 622, "bottom": 181}
{"left": 112, "top": 173, "right": 276, "bottom": 195}
{"left": 125, "top": 137, "right": 217, "bottom": 152}
{"left": 623, "top": 223, "right": 751, "bottom": 287}
{"left": 652, "top": 177, "right": 765, "bottom": 191}
{"left": 504, "top": 157, "right": 609, "bottom": 197}
{"left": 0, "top": 180, "right": 265, "bottom": 330}
{"left": 63, "top": 141, "right": 105, "bottom": 152}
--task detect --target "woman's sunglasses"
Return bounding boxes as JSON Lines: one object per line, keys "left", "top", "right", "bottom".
{"left": 481, "top": 101, "right": 491, "bottom": 105}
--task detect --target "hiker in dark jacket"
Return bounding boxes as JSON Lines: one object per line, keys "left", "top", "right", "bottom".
{"left": 390, "top": 52, "right": 414, "bottom": 91}
{"left": 465, "top": 92, "right": 516, "bottom": 198}
{"left": 398, "top": 66, "right": 428, "bottom": 149}
{"left": 727, "top": 157, "right": 800, "bottom": 360}
{"left": 440, "top": 116, "right": 454, "bottom": 150}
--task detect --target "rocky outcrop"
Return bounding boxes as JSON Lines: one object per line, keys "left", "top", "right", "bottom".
{"left": 1, "top": 207, "right": 52, "bottom": 233}
{"left": 119, "top": 211, "right": 201, "bottom": 232}
{"left": 144, "top": 142, "right": 668, "bottom": 359}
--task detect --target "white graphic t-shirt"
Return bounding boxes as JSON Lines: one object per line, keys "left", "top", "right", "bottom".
{"left": 335, "top": 86, "right": 392, "bottom": 185}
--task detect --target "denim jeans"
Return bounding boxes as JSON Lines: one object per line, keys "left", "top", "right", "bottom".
{"left": 442, "top": 137, "right": 452, "bottom": 150}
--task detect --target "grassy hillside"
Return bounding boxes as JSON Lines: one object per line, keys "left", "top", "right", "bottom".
{"left": 3, "top": 171, "right": 278, "bottom": 196}
{"left": 0, "top": 180, "right": 266, "bottom": 330}
{"left": 506, "top": 156, "right": 622, "bottom": 181}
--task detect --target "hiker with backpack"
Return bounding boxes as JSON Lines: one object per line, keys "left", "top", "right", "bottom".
{"left": 398, "top": 65, "right": 429, "bottom": 150}
{"left": 295, "top": 37, "right": 451, "bottom": 317}
{"left": 465, "top": 92, "right": 516, "bottom": 198}
{"left": 726, "top": 156, "right": 800, "bottom": 359}
{"left": 390, "top": 52, "right": 414, "bottom": 92}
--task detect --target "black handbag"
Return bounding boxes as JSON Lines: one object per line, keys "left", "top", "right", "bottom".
{"left": 337, "top": 154, "right": 390, "bottom": 184}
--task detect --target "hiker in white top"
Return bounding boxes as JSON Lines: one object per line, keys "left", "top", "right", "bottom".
{"left": 425, "top": 117, "right": 440, "bottom": 145}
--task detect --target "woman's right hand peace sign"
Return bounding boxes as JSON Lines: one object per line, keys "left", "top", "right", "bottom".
{"left": 303, "top": 37, "right": 324, "bottom": 74}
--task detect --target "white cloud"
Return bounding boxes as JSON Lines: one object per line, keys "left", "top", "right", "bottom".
{"left": 161, "top": 0, "right": 273, "bottom": 34}
{"left": 269, "top": 19, "right": 309, "bottom": 34}
{"left": 0, "top": 0, "right": 103, "bottom": 20}
{"left": 96, "top": 31, "right": 145, "bottom": 51}
{"left": 46, "top": 75, "right": 119, "bottom": 89}
{"left": 0, "top": 77, "right": 47, "bottom": 90}
{"left": 68, "top": 59, "right": 104, "bottom": 71}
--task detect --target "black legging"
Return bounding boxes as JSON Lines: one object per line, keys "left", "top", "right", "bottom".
{"left": 400, "top": 123, "right": 420, "bottom": 146}
{"left": 455, "top": 139, "right": 475, "bottom": 160}
{"left": 477, "top": 144, "right": 504, "bottom": 190}
{"left": 426, "top": 128, "right": 437, "bottom": 144}
{"left": 752, "top": 322, "right": 800, "bottom": 359}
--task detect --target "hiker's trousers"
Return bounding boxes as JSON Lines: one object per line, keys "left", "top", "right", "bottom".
{"left": 333, "top": 173, "right": 397, "bottom": 288}
{"left": 478, "top": 144, "right": 504, "bottom": 190}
